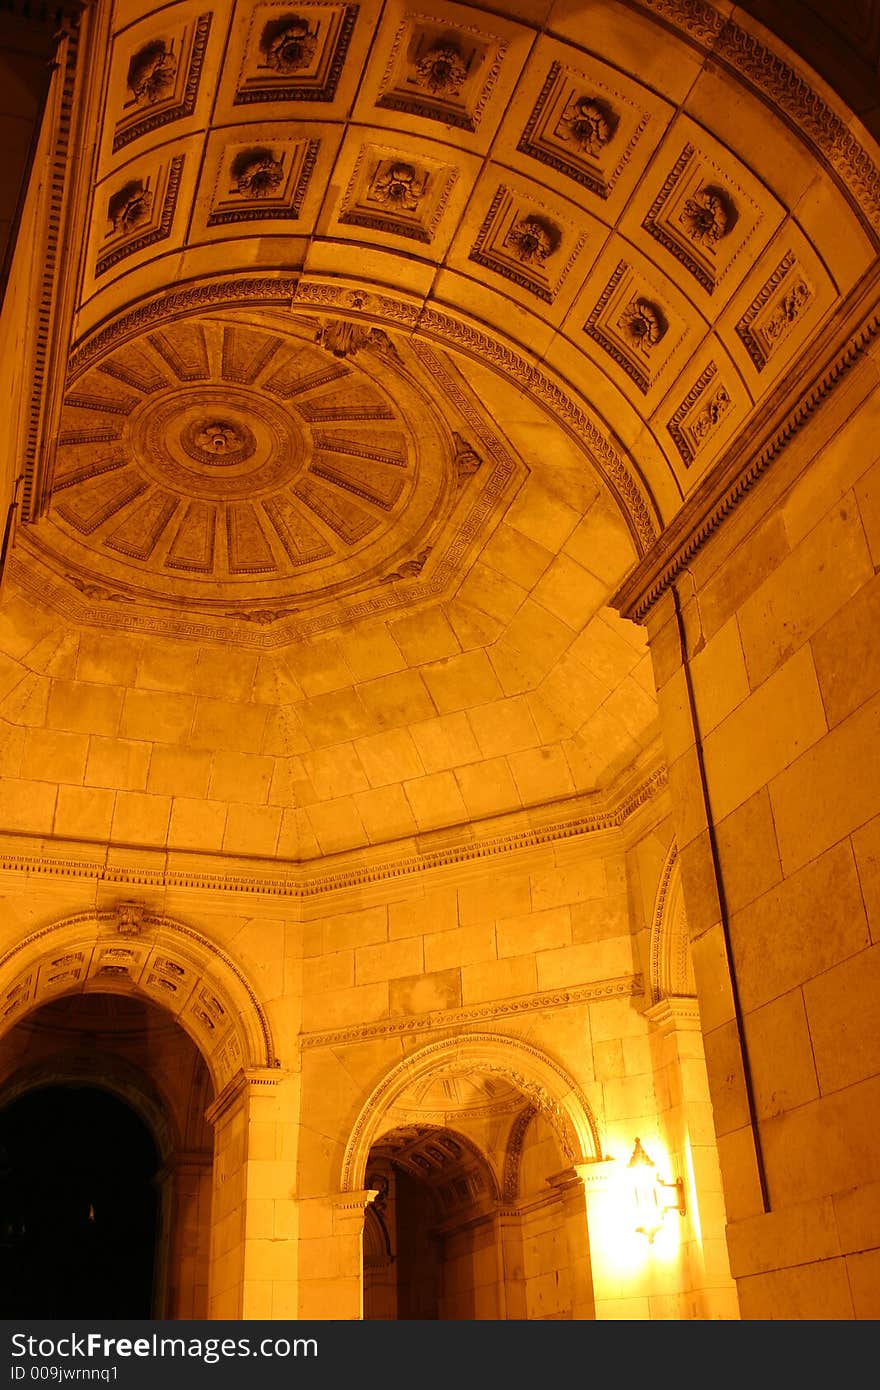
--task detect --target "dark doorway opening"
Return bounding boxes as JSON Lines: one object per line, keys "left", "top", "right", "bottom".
{"left": 0, "top": 1085, "right": 160, "bottom": 1318}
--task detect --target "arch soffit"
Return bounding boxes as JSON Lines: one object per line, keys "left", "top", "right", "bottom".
{"left": 649, "top": 841, "right": 697, "bottom": 1005}
{"left": 0, "top": 1050, "right": 180, "bottom": 1162}
{"left": 341, "top": 1033, "right": 602, "bottom": 1192}
{"left": 0, "top": 905, "right": 277, "bottom": 1094}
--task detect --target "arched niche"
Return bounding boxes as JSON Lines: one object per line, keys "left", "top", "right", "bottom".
{"left": 648, "top": 843, "right": 697, "bottom": 1006}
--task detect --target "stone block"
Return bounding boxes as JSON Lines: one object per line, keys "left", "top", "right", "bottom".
{"left": 702, "top": 643, "right": 827, "bottom": 823}
{"left": 689, "top": 617, "right": 750, "bottom": 735}
{"left": 714, "top": 788, "right": 782, "bottom": 917}
{"left": 730, "top": 840, "right": 869, "bottom": 1013}
{"left": 855, "top": 451, "right": 880, "bottom": 566}
{"left": 168, "top": 797, "right": 227, "bottom": 851}
{"left": 337, "top": 624, "right": 407, "bottom": 682}
{"left": 389, "top": 608, "right": 461, "bottom": 665}
{"left": 508, "top": 745, "right": 575, "bottom": 802}
{"left": 296, "top": 688, "right": 373, "bottom": 748}
{"left": 111, "top": 790, "right": 171, "bottom": 846}
{"left": 54, "top": 784, "right": 115, "bottom": 839}
{"left": 223, "top": 804, "right": 281, "bottom": 856}
{"left": 357, "top": 669, "right": 436, "bottom": 730}
{"left": 458, "top": 872, "right": 531, "bottom": 925}
{"left": 409, "top": 711, "right": 481, "bottom": 773}
{"left": 811, "top": 569, "right": 880, "bottom": 727}
{"left": 302, "top": 744, "right": 368, "bottom": 800}
{"left": 562, "top": 497, "right": 636, "bottom": 585}
{"left": 455, "top": 756, "right": 520, "bottom": 818}
{"left": 389, "top": 967, "right": 462, "bottom": 1015}
{"left": 769, "top": 693, "right": 880, "bottom": 876}
{"left": 147, "top": 745, "right": 212, "bottom": 798}
{"left": 305, "top": 797, "right": 366, "bottom": 854}
{"left": 209, "top": 751, "right": 274, "bottom": 804}
{"left": 22, "top": 728, "right": 88, "bottom": 784}
{"left": 424, "top": 924, "right": 496, "bottom": 973}
{"left": 742, "top": 988, "right": 819, "bottom": 1119}
{"left": 489, "top": 601, "right": 574, "bottom": 696}
{"left": 536, "top": 938, "right": 634, "bottom": 989}
{"left": 480, "top": 522, "right": 553, "bottom": 589}
{"left": 355, "top": 936, "right": 422, "bottom": 985}
{"left": 121, "top": 689, "right": 194, "bottom": 744}
{"left": 497, "top": 906, "right": 571, "bottom": 957}
{"left": 460, "top": 953, "right": 537, "bottom": 1004}
{"left": 736, "top": 1257, "right": 853, "bottom": 1319}
{"left": 303, "top": 951, "right": 354, "bottom": 995}
{"left": 456, "top": 561, "right": 528, "bottom": 623}
{"left": 189, "top": 699, "right": 268, "bottom": 754}
{"left": 421, "top": 650, "right": 502, "bottom": 714}
{"left": 354, "top": 784, "right": 418, "bottom": 842}
{"left": 467, "top": 695, "right": 539, "bottom": 759}
{"left": 803, "top": 941, "right": 880, "bottom": 1094}
{"left": 388, "top": 887, "right": 458, "bottom": 939}
{"left": 403, "top": 770, "right": 467, "bottom": 830}
{"left": 532, "top": 553, "right": 607, "bottom": 631}
{"left": 46, "top": 680, "right": 123, "bottom": 738}
{"left": 354, "top": 727, "right": 424, "bottom": 787}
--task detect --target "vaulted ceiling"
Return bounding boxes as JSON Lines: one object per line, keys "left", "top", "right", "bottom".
{"left": 3, "top": 0, "right": 879, "bottom": 818}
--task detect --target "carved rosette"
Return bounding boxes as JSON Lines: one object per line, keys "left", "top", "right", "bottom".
{"left": 25, "top": 312, "right": 527, "bottom": 641}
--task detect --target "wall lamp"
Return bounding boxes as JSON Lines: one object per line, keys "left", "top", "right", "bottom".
{"left": 627, "top": 1137, "right": 686, "bottom": 1242}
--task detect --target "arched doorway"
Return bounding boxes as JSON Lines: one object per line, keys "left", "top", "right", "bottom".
{"left": 0, "top": 907, "right": 282, "bottom": 1320}
{"left": 0, "top": 1083, "right": 159, "bottom": 1318}
{"left": 348, "top": 1035, "right": 602, "bottom": 1321}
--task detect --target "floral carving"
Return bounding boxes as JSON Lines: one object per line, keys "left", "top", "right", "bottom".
{"left": 559, "top": 94, "right": 618, "bottom": 155}
{"left": 314, "top": 320, "right": 399, "bottom": 360}
{"left": 370, "top": 162, "right": 428, "bottom": 212}
{"left": 107, "top": 179, "right": 153, "bottom": 235}
{"left": 194, "top": 422, "right": 243, "bottom": 454}
{"left": 384, "top": 547, "right": 431, "bottom": 582}
{"left": 503, "top": 215, "right": 561, "bottom": 266}
{"left": 764, "top": 277, "right": 812, "bottom": 341}
{"left": 680, "top": 185, "right": 736, "bottom": 245}
{"left": 414, "top": 42, "right": 468, "bottom": 96}
{"left": 617, "top": 298, "right": 667, "bottom": 354}
{"left": 259, "top": 14, "right": 318, "bottom": 72}
{"left": 230, "top": 147, "right": 285, "bottom": 198}
{"left": 127, "top": 39, "right": 177, "bottom": 105}
{"left": 453, "top": 432, "right": 482, "bottom": 482}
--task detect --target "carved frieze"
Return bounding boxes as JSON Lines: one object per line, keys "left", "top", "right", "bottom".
{"left": 113, "top": 14, "right": 212, "bottom": 153}
{"left": 375, "top": 15, "right": 506, "bottom": 132}
{"left": 735, "top": 251, "right": 815, "bottom": 370}
{"left": 666, "top": 361, "right": 734, "bottom": 467}
{"left": 518, "top": 60, "right": 650, "bottom": 200}
{"left": 233, "top": 3, "right": 358, "bottom": 105}
{"left": 468, "top": 185, "right": 585, "bottom": 303}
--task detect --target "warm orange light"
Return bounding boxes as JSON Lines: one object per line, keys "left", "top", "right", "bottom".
{"left": 628, "top": 1137, "right": 685, "bottom": 1243}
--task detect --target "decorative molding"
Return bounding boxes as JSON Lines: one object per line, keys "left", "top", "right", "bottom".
{"left": 375, "top": 16, "right": 506, "bottom": 133}
{"left": 113, "top": 13, "right": 212, "bottom": 153}
{"left": 667, "top": 360, "right": 733, "bottom": 467}
{"left": 629, "top": 0, "right": 880, "bottom": 240}
{"left": 517, "top": 60, "right": 649, "bottom": 201}
{"left": 468, "top": 185, "right": 585, "bottom": 304}
{"left": 502, "top": 1104, "right": 537, "bottom": 1201}
{"left": 735, "top": 251, "right": 815, "bottom": 370}
{"left": 338, "top": 145, "right": 458, "bottom": 244}
{"left": 95, "top": 155, "right": 185, "bottom": 277}
{"left": 613, "top": 284, "right": 880, "bottom": 622}
{"left": 0, "top": 764, "right": 666, "bottom": 900}
{"left": 0, "top": 908, "right": 277, "bottom": 1081}
{"left": 68, "top": 276, "right": 299, "bottom": 378}
{"left": 207, "top": 137, "right": 319, "bottom": 226}
{"left": 340, "top": 1033, "right": 602, "bottom": 1191}
{"left": 584, "top": 260, "right": 679, "bottom": 395}
{"left": 233, "top": 3, "right": 358, "bottom": 105}
{"left": 301, "top": 976, "right": 643, "bottom": 1052}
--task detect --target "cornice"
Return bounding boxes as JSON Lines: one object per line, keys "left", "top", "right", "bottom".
{"left": 0, "top": 762, "right": 667, "bottom": 902}
{"left": 300, "top": 974, "right": 643, "bottom": 1051}
{"left": 612, "top": 268, "right": 880, "bottom": 622}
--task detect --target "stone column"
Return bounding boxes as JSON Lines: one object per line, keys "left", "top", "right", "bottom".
{"left": 296, "top": 1189, "right": 379, "bottom": 1319}
{"left": 205, "top": 1067, "right": 297, "bottom": 1320}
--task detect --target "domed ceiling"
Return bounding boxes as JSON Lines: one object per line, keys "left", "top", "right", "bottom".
{"left": 9, "top": 0, "right": 880, "bottom": 650}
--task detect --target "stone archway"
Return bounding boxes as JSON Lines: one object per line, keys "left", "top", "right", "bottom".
{"left": 338, "top": 1034, "right": 604, "bottom": 1320}
{"left": 0, "top": 903, "right": 289, "bottom": 1321}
